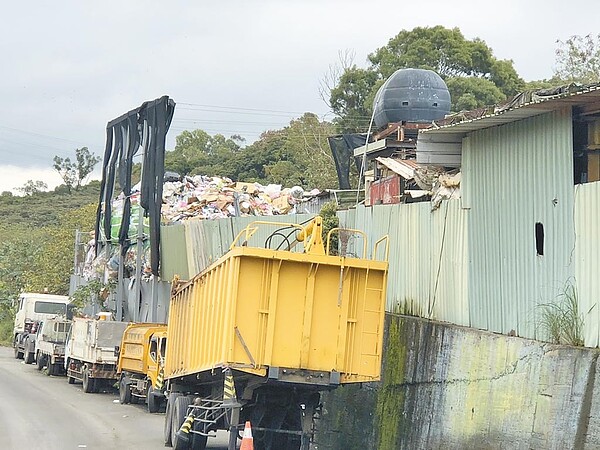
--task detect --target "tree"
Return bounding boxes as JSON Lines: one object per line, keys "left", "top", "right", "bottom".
{"left": 53, "top": 147, "right": 100, "bottom": 193}
{"left": 326, "top": 26, "right": 526, "bottom": 131}
{"left": 554, "top": 34, "right": 600, "bottom": 83}
{"left": 445, "top": 77, "right": 505, "bottom": 112}
{"left": 282, "top": 113, "right": 338, "bottom": 188}
{"left": 16, "top": 180, "right": 47, "bottom": 196}
{"left": 164, "top": 130, "right": 242, "bottom": 177}
{"left": 24, "top": 203, "right": 97, "bottom": 295}
{"left": 329, "top": 67, "right": 379, "bottom": 133}
{"left": 165, "top": 115, "right": 338, "bottom": 189}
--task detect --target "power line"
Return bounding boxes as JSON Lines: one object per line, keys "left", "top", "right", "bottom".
{"left": 172, "top": 118, "right": 291, "bottom": 126}
{"left": 0, "top": 136, "right": 69, "bottom": 155}
{"left": 177, "top": 106, "right": 298, "bottom": 118}
{"left": 178, "top": 102, "right": 310, "bottom": 115}
{"left": 0, "top": 125, "right": 97, "bottom": 148}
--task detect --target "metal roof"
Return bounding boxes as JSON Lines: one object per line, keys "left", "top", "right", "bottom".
{"left": 421, "top": 84, "right": 600, "bottom": 135}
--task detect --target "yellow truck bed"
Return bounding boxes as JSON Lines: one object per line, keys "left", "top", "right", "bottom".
{"left": 117, "top": 323, "right": 167, "bottom": 375}
{"left": 166, "top": 239, "right": 388, "bottom": 384}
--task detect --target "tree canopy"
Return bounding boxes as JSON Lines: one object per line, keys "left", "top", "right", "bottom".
{"left": 554, "top": 34, "right": 600, "bottom": 83}
{"left": 0, "top": 189, "right": 98, "bottom": 343}
{"left": 53, "top": 147, "right": 101, "bottom": 193}
{"left": 328, "top": 26, "right": 525, "bottom": 133}
{"left": 164, "top": 113, "right": 338, "bottom": 189}
{"left": 16, "top": 180, "right": 48, "bottom": 196}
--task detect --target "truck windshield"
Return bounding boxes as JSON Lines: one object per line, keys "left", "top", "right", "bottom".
{"left": 34, "top": 301, "right": 67, "bottom": 315}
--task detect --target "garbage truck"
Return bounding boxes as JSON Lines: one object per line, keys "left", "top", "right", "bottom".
{"left": 116, "top": 323, "right": 168, "bottom": 413}
{"left": 13, "top": 292, "right": 71, "bottom": 364}
{"left": 65, "top": 315, "right": 129, "bottom": 393}
{"left": 35, "top": 317, "right": 72, "bottom": 375}
{"left": 162, "top": 216, "right": 389, "bottom": 450}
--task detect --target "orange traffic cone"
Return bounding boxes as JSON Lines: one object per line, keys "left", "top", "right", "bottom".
{"left": 240, "top": 421, "right": 254, "bottom": 450}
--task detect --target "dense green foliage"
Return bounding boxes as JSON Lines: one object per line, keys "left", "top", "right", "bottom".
{"left": 0, "top": 186, "right": 98, "bottom": 344}
{"left": 165, "top": 113, "right": 338, "bottom": 189}
{"left": 329, "top": 26, "right": 525, "bottom": 132}
{"left": 554, "top": 34, "right": 600, "bottom": 83}
{"left": 0, "top": 181, "right": 100, "bottom": 228}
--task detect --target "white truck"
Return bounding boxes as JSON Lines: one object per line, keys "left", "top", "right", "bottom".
{"left": 13, "top": 293, "right": 71, "bottom": 364}
{"left": 65, "top": 316, "right": 129, "bottom": 393}
{"left": 35, "top": 318, "right": 71, "bottom": 376}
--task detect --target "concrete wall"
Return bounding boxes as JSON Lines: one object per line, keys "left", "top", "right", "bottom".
{"left": 317, "top": 314, "right": 600, "bottom": 449}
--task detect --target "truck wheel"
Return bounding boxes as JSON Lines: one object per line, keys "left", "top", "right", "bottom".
{"left": 46, "top": 363, "right": 55, "bottom": 376}
{"left": 66, "top": 359, "right": 75, "bottom": 384}
{"left": 164, "top": 393, "right": 183, "bottom": 447}
{"left": 82, "top": 366, "right": 96, "bottom": 394}
{"left": 24, "top": 347, "right": 35, "bottom": 364}
{"left": 172, "top": 396, "right": 193, "bottom": 450}
{"left": 36, "top": 353, "right": 46, "bottom": 371}
{"left": 119, "top": 377, "right": 131, "bottom": 404}
{"left": 147, "top": 387, "right": 160, "bottom": 414}
{"left": 14, "top": 337, "right": 24, "bottom": 359}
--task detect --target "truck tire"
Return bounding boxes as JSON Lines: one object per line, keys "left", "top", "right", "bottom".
{"left": 36, "top": 353, "right": 46, "bottom": 371}
{"left": 66, "top": 359, "right": 75, "bottom": 384}
{"left": 119, "top": 377, "right": 131, "bottom": 404}
{"left": 82, "top": 366, "right": 96, "bottom": 394}
{"left": 172, "top": 396, "right": 193, "bottom": 450}
{"left": 147, "top": 387, "right": 160, "bottom": 414}
{"left": 164, "top": 392, "right": 183, "bottom": 447}
{"left": 14, "top": 336, "right": 24, "bottom": 359}
{"left": 24, "top": 346, "right": 35, "bottom": 364}
{"left": 46, "top": 363, "right": 56, "bottom": 377}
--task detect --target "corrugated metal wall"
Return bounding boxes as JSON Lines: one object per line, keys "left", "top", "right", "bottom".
{"left": 463, "top": 108, "right": 575, "bottom": 339}
{"left": 339, "top": 109, "right": 579, "bottom": 341}
{"left": 161, "top": 214, "right": 315, "bottom": 280}
{"left": 574, "top": 182, "right": 600, "bottom": 347}
{"left": 338, "top": 201, "right": 469, "bottom": 326}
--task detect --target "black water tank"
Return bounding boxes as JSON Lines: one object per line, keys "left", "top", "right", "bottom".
{"left": 373, "top": 68, "right": 451, "bottom": 129}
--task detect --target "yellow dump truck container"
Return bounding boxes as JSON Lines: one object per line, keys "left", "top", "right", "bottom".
{"left": 117, "top": 323, "right": 168, "bottom": 413}
{"left": 117, "top": 323, "right": 168, "bottom": 376}
{"left": 165, "top": 222, "right": 388, "bottom": 385}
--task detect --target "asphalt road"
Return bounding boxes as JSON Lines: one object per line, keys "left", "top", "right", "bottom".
{"left": 0, "top": 346, "right": 229, "bottom": 450}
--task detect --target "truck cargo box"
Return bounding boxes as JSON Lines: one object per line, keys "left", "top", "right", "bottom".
{"left": 166, "top": 223, "right": 388, "bottom": 385}
{"left": 67, "top": 317, "right": 129, "bottom": 365}
{"left": 117, "top": 323, "right": 167, "bottom": 375}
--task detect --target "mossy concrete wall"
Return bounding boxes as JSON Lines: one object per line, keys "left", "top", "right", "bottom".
{"left": 316, "top": 314, "right": 600, "bottom": 449}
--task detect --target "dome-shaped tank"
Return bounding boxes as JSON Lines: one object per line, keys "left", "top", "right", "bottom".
{"left": 373, "top": 68, "right": 451, "bottom": 129}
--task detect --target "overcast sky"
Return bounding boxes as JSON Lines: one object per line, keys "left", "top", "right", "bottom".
{"left": 0, "top": 0, "right": 598, "bottom": 193}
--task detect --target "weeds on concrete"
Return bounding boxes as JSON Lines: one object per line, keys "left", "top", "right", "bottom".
{"left": 537, "top": 280, "right": 584, "bottom": 346}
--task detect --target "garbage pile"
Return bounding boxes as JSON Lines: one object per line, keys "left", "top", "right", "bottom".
{"left": 88, "top": 175, "right": 322, "bottom": 282}
{"left": 160, "top": 175, "right": 320, "bottom": 222}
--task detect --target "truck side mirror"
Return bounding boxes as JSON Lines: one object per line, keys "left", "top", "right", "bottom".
{"left": 114, "top": 345, "right": 120, "bottom": 357}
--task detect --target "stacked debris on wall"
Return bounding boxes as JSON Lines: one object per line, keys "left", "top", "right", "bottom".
{"left": 160, "top": 175, "right": 321, "bottom": 222}
{"left": 86, "top": 174, "right": 325, "bottom": 285}
{"left": 369, "top": 156, "right": 460, "bottom": 209}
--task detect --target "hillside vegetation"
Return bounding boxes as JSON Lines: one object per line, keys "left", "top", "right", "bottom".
{"left": 0, "top": 184, "right": 99, "bottom": 344}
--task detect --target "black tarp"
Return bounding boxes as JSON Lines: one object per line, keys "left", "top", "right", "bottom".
{"left": 327, "top": 134, "right": 369, "bottom": 189}
{"left": 95, "top": 96, "right": 176, "bottom": 276}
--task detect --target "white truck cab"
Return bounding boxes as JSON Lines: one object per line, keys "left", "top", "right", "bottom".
{"left": 13, "top": 293, "right": 71, "bottom": 361}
